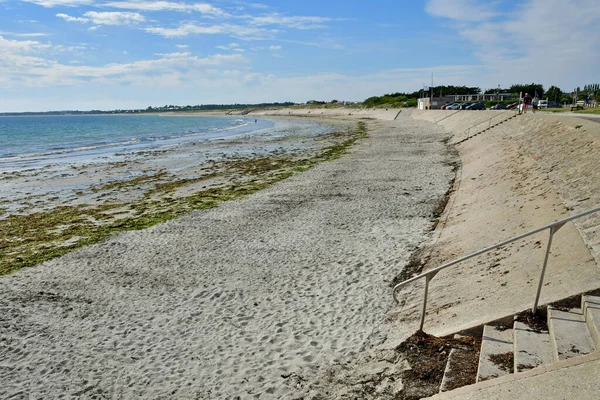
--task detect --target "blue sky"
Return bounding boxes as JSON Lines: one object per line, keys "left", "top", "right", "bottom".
{"left": 1, "top": 0, "right": 599, "bottom": 112}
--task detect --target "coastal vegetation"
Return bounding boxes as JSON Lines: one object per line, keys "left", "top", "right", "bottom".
{"left": 0, "top": 122, "right": 367, "bottom": 275}
{"left": 363, "top": 85, "right": 481, "bottom": 108}
{"left": 362, "top": 82, "right": 600, "bottom": 109}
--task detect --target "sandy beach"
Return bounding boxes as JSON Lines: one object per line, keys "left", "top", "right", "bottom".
{"left": 0, "top": 110, "right": 455, "bottom": 398}
{"left": 2, "top": 107, "right": 599, "bottom": 399}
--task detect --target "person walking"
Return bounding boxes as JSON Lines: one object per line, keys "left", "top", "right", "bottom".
{"left": 532, "top": 96, "right": 539, "bottom": 113}
{"left": 523, "top": 93, "right": 531, "bottom": 114}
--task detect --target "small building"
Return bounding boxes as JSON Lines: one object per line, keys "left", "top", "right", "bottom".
{"left": 419, "top": 95, "right": 458, "bottom": 109}
{"left": 417, "top": 97, "right": 430, "bottom": 110}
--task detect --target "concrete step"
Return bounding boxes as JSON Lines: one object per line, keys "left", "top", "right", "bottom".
{"left": 477, "top": 324, "right": 513, "bottom": 382}
{"left": 440, "top": 348, "right": 462, "bottom": 392}
{"left": 582, "top": 295, "right": 600, "bottom": 348}
{"left": 439, "top": 335, "right": 475, "bottom": 393}
{"left": 548, "top": 306, "right": 595, "bottom": 361}
{"left": 513, "top": 320, "right": 552, "bottom": 372}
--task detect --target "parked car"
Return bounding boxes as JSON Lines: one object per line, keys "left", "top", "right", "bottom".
{"left": 446, "top": 103, "right": 461, "bottom": 110}
{"left": 459, "top": 102, "right": 474, "bottom": 110}
{"left": 547, "top": 101, "right": 562, "bottom": 108}
{"left": 441, "top": 103, "right": 456, "bottom": 110}
{"left": 491, "top": 103, "right": 507, "bottom": 110}
{"left": 537, "top": 100, "right": 548, "bottom": 109}
{"left": 506, "top": 102, "right": 519, "bottom": 109}
{"left": 466, "top": 102, "right": 486, "bottom": 110}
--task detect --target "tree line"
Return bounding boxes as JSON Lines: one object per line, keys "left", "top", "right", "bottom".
{"left": 363, "top": 83, "right": 600, "bottom": 108}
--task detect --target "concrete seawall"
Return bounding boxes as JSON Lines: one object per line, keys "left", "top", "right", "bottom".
{"left": 412, "top": 109, "right": 600, "bottom": 265}
{"left": 393, "top": 109, "right": 600, "bottom": 338}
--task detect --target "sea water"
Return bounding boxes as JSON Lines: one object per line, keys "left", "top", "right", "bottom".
{"left": 0, "top": 114, "right": 271, "bottom": 167}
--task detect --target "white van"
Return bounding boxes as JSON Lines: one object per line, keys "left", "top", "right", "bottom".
{"left": 538, "top": 100, "right": 548, "bottom": 108}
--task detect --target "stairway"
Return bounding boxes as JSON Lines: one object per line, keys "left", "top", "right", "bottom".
{"left": 439, "top": 295, "right": 600, "bottom": 393}
{"left": 456, "top": 113, "right": 518, "bottom": 144}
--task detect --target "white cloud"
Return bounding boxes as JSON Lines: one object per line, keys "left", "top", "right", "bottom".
{"left": 0, "top": 35, "right": 248, "bottom": 93}
{"left": 217, "top": 43, "right": 245, "bottom": 52}
{"left": 425, "top": 0, "right": 498, "bottom": 22}
{"left": 56, "top": 11, "right": 145, "bottom": 26}
{"left": 21, "top": 0, "right": 94, "bottom": 7}
{"left": 145, "top": 23, "right": 273, "bottom": 39}
{"left": 153, "top": 51, "right": 190, "bottom": 58}
{"left": 246, "top": 3, "right": 270, "bottom": 10}
{"left": 83, "top": 11, "right": 145, "bottom": 25}
{"left": 269, "top": 45, "right": 281, "bottom": 50}
{"left": 56, "top": 44, "right": 87, "bottom": 52}
{"left": 424, "top": 0, "right": 600, "bottom": 89}
{"left": 175, "top": 44, "right": 189, "bottom": 49}
{"left": 57, "top": 13, "right": 89, "bottom": 23}
{"left": 216, "top": 42, "right": 240, "bottom": 50}
{"left": 0, "top": 31, "right": 52, "bottom": 37}
{"left": 0, "top": 34, "right": 52, "bottom": 54}
{"left": 249, "top": 13, "right": 331, "bottom": 29}
{"left": 103, "top": 1, "right": 227, "bottom": 16}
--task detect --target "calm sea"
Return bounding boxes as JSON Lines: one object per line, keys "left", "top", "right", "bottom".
{"left": 0, "top": 114, "right": 269, "bottom": 166}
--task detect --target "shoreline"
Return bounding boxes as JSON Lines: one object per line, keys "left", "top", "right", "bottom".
{"left": 0, "top": 116, "right": 355, "bottom": 275}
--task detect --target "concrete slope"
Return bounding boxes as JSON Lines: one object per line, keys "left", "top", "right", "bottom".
{"left": 395, "top": 111, "right": 600, "bottom": 339}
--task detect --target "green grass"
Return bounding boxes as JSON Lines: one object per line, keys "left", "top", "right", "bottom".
{"left": 573, "top": 108, "right": 600, "bottom": 115}
{"left": 540, "top": 108, "right": 600, "bottom": 115}
{"left": 0, "top": 122, "right": 367, "bottom": 276}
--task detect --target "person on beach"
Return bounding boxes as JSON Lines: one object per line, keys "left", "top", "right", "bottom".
{"left": 523, "top": 93, "right": 531, "bottom": 114}
{"left": 532, "top": 96, "right": 538, "bottom": 113}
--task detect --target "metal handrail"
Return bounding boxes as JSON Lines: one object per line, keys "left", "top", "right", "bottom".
{"left": 463, "top": 110, "right": 515, "bottom": 137}
{"left": 433, "top": 110, "right": 461, "bottom": 124}
{"left": 392, "top": 205, "right": 600, "bottom": 331}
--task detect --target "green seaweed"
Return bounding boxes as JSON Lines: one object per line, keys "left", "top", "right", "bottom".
{"left": 0, "top": 122, "right": 367, "bottom": 275}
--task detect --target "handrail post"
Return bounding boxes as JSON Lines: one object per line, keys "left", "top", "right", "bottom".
{"left": 532, "top": 223, "right": 566, "bottom": 314}
{"left": 419, "top": 275, "right": 430, "bottom": 331}
{"left": 419, "top": 273, "right": 436, "bottom": 331}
